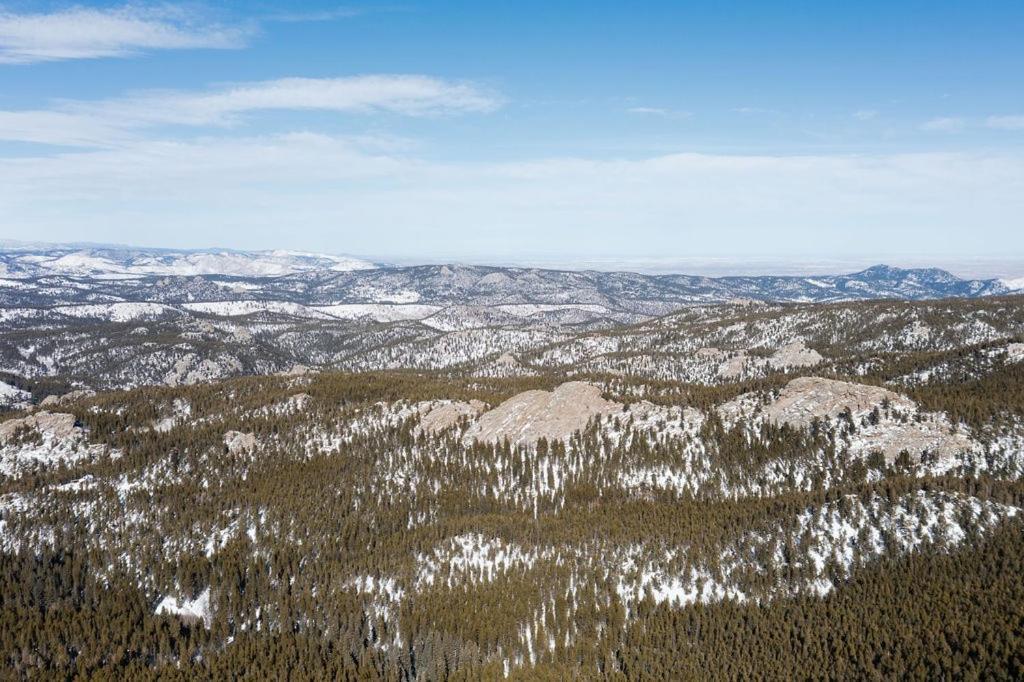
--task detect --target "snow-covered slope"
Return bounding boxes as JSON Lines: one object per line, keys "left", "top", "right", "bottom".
{"left": 0, "top": 245, "right": 376, "bottom": 279}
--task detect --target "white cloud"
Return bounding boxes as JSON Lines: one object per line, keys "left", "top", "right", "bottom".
{"left": 1, "top": 138, "right": 1021, "bottom": 258}
{"left": 0, "top": 75, "right": 502, "bottom": 146}
{"left": 0, "top": 110, "right": 130, "bottom": 147}
{"left": 987, "top": 115, "right": 1024, "bottom": 130}
{"left": 628, "top": 107, "right": 668, "bottom": 115}
{"left": 921, "top": 117, "right": 965, "bottom": 132}
{"left": 853, "top": 109, "right": 878, "bottom": 120}
{"left": 97, "top": 75, "right": 503, "bottom": 123}
{"left": 265, "top": 8, "right": 366, "bottom": 23}
{"left": 0, "top": 5, "right": 251, "bottom": 64}
{"left": 627, "top": 107, "right": 692, "bottom": 118}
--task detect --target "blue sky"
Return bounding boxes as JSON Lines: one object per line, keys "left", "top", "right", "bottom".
{"left": 0, "top": 1, "right": 1022, "bottom": 268}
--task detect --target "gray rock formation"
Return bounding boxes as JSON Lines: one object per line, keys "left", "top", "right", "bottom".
{"left": 223, "top": 431, "right": 257, "bottom": 455}
{"left": 767, "top": 341, "right": 823, "bottom": 370}
{"left": 419, "top": 400, "right": 487, "bottom": 434}
{"left": 763, "top": 377, "right": 911, "bottom": 428}
{"left": 463, "top": 382, "right": 619, "bottom": 446}
{"left": 0, "top": 411, "right": 79, "bottom": 443}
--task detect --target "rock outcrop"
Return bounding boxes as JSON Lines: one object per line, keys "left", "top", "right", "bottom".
{"left": 39, "top": 389, "right": 95, "bottom": 409}
{"left": 715, "top": 341, "right": 822, "bottom": 380}
{"left": 223, "top": 431, "right": 257, "bottom": 455}
{"left": 767, "top": 341, "right": 823, "bottom": 370}
{"left": 463, "top": 382, "right": 619, "bottom": 446}
{"left": 419, "top": 400, "right": 487, "bottom": 434}
{"left": 0, "top": 411, "right": 79, "bottom": 443}
{"left": 1007, "top": 343, "right": 1024, "bottom": 364}
{"left": 846, "top": 419, "right": 976, "bottom": 465}
{"left": 718, "top": 377, "right": 976, "bottom": 465}
{"left": 762, "top": 377, "right": 911, "bottom": 428}
{"left": 719, "top": 353, "right": 748, "bottom": 379}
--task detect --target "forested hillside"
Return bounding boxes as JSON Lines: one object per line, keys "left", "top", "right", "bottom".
{"left": 2, "top": 292, "right": 1024, "bottom": 678}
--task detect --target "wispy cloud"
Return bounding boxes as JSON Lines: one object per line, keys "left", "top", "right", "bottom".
{"left": 0, "top": 5, "right": 251, "bottom": 64}
{"left": 853, "top": 109, "right": 878, "bottom": 121}
{"left": 732, "top": 107, "right": 779, "bottom": 115}
{"left": 921, "top": 117, "right": 965, "bottom": 133}
{"left": 264, "top": 7, "right": 367, "bottom": 23}
{"left": 0, "top": 75, "right": 503, "bottom": 146}
{"left": 627, "top": 106, "right": 668, "bottom": 115}
{"left": 987, "top": 115, "right": 1024, "bottom": 130}
{"left": 627, "top": 106, "right": 691, "bottom": 119}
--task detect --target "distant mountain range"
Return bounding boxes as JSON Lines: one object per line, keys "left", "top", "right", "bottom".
{"left": 0, "top": 244, "right": 1019, "bottom": 309}
{"left": 0, "top": 244, "right": 376, "bottom": 279}
{"left": 1, "top": 241, "right": 1023, "bottom": 397}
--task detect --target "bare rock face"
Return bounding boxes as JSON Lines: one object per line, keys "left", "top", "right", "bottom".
{"left": 39, "top": 389, "right": 95, "bottom": 409}
{"left": 419, "top": 400, "right": 487, "bottom": 434}
{"left": 714, "top": 341, "right": 822, "bottom": 380}
{"left": 768, "top": 341, "right": 823, "bottom": 370}
{"left": 719, "top": 353, "right": 748, "bottom": 379}
{"left": 223, "top": 431, "right": 257, "bottom": 455}
{"left": 463, "top": 382, "right": 619, "bottom": 446}
{"left": 164, "top": 354, "right": 243, "bottom": 386}
{"left": 0, "top": 411, "right": 80, "bottom": 443}
{"left": 719, "top": 377, "right": 976, "bottom": 465}
{"left": 1007, "top": 343, "right": 1024, "bottom": 364}
{"left": 473, "top": 352, "right": 538, "bottom": 378}
{"left": 285, "top": 393, "right": 312, "bottom": 411}
{"left": 764, "top": 377, "right": 911, "bottom": 428}
{"left": 848, "top": 419, "right": 976, "bottom": 465}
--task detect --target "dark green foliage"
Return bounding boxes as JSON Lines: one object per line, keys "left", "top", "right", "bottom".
{"left": 2, "top": 339, "right": 1024, "bottom": 679}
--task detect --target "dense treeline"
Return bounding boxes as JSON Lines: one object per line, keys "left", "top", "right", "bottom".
{"left": 4, "top": 519, "right": 1024, "bottom": 679}
{"left": 3, "top": 357, "right": 1024, "bottom": 679}
{"left": 616, "top": 519, "right": 1024, "bottom": 680}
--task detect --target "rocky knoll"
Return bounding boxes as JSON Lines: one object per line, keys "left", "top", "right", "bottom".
{"left": 763, "top": 377, "right": 912, "bottom": 428}
{"left": 767, "top": 341, "right": 824, "bottom": 370}
{"left": 38, "top": 390, "right": 96, "bottom": 409}
{"left": 715, "top": 340, "right": 823, "bottom": 379}
{"left": 223, "top": 431, "right": 257, "bottom": 455}
{"left": 462, "top": 382, "right": 620, "bottom": 446}
{"left": 0, "top": 411, "right": 98, "bottom": 478}
{"left": 720, "top": 377, "right": 976, "bottom": 465}
{"left": 418, "top": 400, "right": 487, "bottom": 434}
{"left": 1008, "top": 343, "right": 1024, "bottom": 364}
{"left": 0, "top": 411, "right": 79, "bottom": 443}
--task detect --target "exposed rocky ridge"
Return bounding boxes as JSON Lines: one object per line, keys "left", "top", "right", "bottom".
{"left": 0, "top": 411, "right": 79, "bottom": 443}
{"left": 38, "top": 389, "right": 95, "bottom": 409}
{"left": 768, "top": 341, "right": 824, "bottom": 369}
{"left": 715, "top": 340, "right": 823, "bottom": 379}
{"left": 463, "top": 382, "right": 621, "bottom": 445}
{"left": 765, "top": 377, "right": 912, "bottom": 428}
{"left": 1008, "top": 343, "right": 1024, "bottom": 364}
{"left": 458, "top": 381, "right": 701, "bottom": 446}
{"left": 223, "top": 431, "right": 257, "bottom": 455}
{"left": 720, "top": 377, "right": 977, "bottom": 465}
{"left": 418, "top": 400, "right": 487, "bottom": 434}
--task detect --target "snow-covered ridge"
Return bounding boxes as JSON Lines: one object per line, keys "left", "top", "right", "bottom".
{"left": 0, "top": 246, "right": 376, "bottom": 279}
{"left": 1001, "top": 277, "right": 1024, "bottom": 292}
